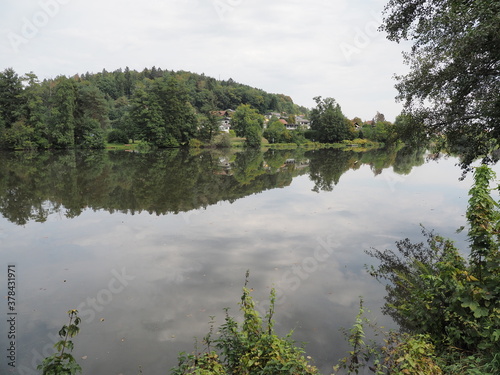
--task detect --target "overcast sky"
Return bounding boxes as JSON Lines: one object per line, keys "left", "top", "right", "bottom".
{"left": 1, "top": 0, "right": 411, "bottom": 121}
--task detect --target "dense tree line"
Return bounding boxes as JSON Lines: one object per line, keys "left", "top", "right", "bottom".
{"left": 0, "top": 67, "right": 308, "bottom": 150}
{"left": 0, "top": 66, "right": 403, "bottom": 150}
{"left": 0, "top": 69, "right": 110, "bottom": 150}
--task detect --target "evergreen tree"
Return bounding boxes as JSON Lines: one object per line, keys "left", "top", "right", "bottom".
{"left": 0, "top": 68, "right": 23, "bottom": 127}
{"left": 46, "top": 77, "right": 77, "bottom": 148}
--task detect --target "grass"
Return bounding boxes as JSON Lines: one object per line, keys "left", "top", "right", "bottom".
{"left": 229, "top": 136, "right": 247, "bottom": 148}
{"left": 105, "top": 142, "right": 139, "bottom": 151}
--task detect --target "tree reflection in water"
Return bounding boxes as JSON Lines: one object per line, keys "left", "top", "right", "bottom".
{"left": 0, "top": 146, "right": 426, "bottom": 225}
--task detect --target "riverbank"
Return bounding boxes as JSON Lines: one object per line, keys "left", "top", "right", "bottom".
{"left": 105, "top": 136, "right": 385, "bottom": 152}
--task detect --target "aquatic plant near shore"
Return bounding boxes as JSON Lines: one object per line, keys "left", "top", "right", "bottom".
{"left": 37, "top": 310, "right": 82, "bottom": 375}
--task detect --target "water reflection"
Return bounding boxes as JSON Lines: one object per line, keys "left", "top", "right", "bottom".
{"left": 0, "top": 147, "right": 426, "bottom": 225}
{"left": 3, "top": 145, "right": 463, "bottom": 375}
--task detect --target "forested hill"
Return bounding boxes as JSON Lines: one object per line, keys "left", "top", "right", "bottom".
{"left": 80, "top": 67, "right": 308, "bottom": 115}
{"left": 0, "top": 67, "right": 308, "bottom": 150}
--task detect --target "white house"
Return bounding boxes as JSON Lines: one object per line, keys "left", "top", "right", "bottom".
{"left": 296, "top": 116, "right": 311, "bottom": 129}
{"left": 219, "top": 117, "right": 231, "bottom": 132}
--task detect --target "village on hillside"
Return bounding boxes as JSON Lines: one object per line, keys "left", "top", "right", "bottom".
{"left": 213, "top": 109, "right": 384, "bottom": 134}
{"left": 213, "top": 110, "right": 312, "bottom": 133}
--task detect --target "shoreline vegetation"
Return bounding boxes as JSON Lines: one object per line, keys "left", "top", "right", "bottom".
{"left": 104, "top": 136, "right": 385, "bottom": 153}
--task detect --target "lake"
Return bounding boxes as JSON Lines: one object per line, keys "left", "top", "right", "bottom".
{"left": 0, "top": 147, "right": 495, "bottom": 375}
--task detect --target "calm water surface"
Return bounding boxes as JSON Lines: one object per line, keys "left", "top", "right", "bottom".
{"left": 0, "top": 147, "right": 495, "bottom": 375}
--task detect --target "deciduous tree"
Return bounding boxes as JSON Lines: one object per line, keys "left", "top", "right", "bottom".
{"left": 74, "top": 83, "right": 109, "bottom": 148}
{"left": 153, "top": 75, "right": 198, "bottom": 145}
{"left": 130, "top": 86, "right": 167, "bottom": 147}
{"left": 197, "top": 111, "right": 220, "bottom": 142}
{"left": 381, "top": 0, "right": 500, "bottom": 168}
{"left": 231, "top": 104, "right": 264, "bottom": 148}
{"left": 310, "top": 97, "right": 353, "bottom": 143}
{"left": 263, "top": 118, "right": 291, "bottom": 144}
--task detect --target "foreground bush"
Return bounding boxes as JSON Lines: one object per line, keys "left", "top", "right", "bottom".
{"left": 170, "top": 271, "right": 318, "bottom": 375}
{"left": 349, "top": 165, "right": 500, "bottom": 374}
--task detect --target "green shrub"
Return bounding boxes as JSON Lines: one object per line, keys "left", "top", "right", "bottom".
{"left": 136, "top": 141, "right": 152, "bottom": 152}
{"left": 334, "top": 300, "right": 443, "bottom": 375}
{"left": 107, "top": 129, "right": 129, "bottom": 144}
{"left": 303, "top": 129, "right": 318, "bottom": 141}
{"left": 244, "top": 126, "right": 262, "bottom": 148}
{"left": 188, "top": 138, "right": 204, "bottom": 148}
{"left": 363, "top": 165, "right": 500, "bottom": 373}
{"left": 212, "top": 133, "right": 231, "bottom": 148}
{"left": 38, "top": 310, "right": 82, "bottom": 375}
{"left": 170, "top": 271, "right": 318, "bottom": 375}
